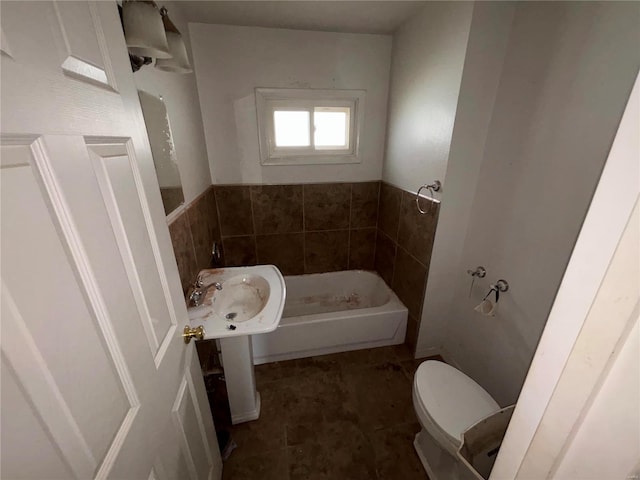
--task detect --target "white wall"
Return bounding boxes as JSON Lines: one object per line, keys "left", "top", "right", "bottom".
{"left": 134, "top": 2, "right": 211, "bottom": 203}
{"left": 492, "top": 74, "right": 639, "bottom": 478}
{"left": 552, "top": 317, "right": 639, "bottom": 480}
{"left": 189, "top": 24, "right": 392, "bottom": 185}
{"left": 382, "top": 2, "right": 473, "bottom": 192}
{"left": 420, "top": 1, "right": 640, "bottom": 406}
{"left": 415, "top": 2, "right": 515, "bottom": 357}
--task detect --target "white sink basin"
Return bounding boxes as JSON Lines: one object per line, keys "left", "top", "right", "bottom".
{"left": 212, "top": 274, "right": 270, "bottom": 322}
{"left": 187, "top": 265, "right": 286, "bottom": 339}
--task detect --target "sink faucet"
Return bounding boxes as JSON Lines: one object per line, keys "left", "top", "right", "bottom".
{"left": 188, "top": 276, "right": 223, "bottom": 307}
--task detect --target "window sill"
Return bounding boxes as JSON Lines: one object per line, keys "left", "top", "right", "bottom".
{"left": 261, "top": 154, "right": 361, "bottom": 166}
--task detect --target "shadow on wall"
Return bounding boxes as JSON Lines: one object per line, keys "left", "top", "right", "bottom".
{"left": 432, "top": 1, "right": 640, "bottom": 407}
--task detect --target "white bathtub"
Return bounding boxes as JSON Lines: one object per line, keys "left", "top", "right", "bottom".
{"left": 251, "top": 270, "right": 408, "bottom": 364}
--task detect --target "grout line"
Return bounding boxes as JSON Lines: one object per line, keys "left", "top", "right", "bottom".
{"left": 372, "top": 180, "right": 381, "bottom": 268}
{"left": 298, "top": 227, "right": 354, "bottom": 234}
{"left": 212, "top": 185, "right": 224, "bottom": 238}
{"left": 388, "top": 186, "right": 402, "bottom": 287}
{"left": 220, "top": 233, "right": 260, "bottom": 239}
{"left": 182, "top": 208, "right": 199, "bottom": 279}
{"left": 347, "top": 183, "right": 353, "bottom": 269}
{"left": 394, "top": 186, "right": 403, "bottom": 243}
{"left": 396, "top": 242, "right": 430, "bottom": 270}
{"left": 247, "top": 186, "right": 259, "bottom": 263}
{"left": 390, "top": 234, "right": 398, "bottom": 288}
{"left": 302, "top": 184, "right": 307, "bottom": 274}
{"left": 224, "top": 227, "right": 362, "bottom": 238}
{"left": 220, "top": 227, "right": 357, "bottom": 239}
{"left": 283, "top": 427, "right": 289, "bottom": 459}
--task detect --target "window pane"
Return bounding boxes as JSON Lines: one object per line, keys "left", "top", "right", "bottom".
{"left": 273, "top": 111, "right": 310, "bottom": 147}
{"left": 314, "top": 109, "right": 348, "bottom": 149}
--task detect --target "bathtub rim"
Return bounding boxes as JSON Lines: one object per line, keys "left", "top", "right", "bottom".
{"left": 281, "top": 269, "right": 404, "bottom": 320}
{"left": 252, "top": 269, "right": 409, "bottom": 364}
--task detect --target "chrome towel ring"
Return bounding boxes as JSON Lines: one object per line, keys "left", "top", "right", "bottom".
{"left": 416, "top": 180, "right": 442, "bottom": 214}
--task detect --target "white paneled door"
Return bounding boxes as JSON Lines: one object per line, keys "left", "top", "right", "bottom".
{"left": 0, "top": 2, "right": 221, "bottom": 479}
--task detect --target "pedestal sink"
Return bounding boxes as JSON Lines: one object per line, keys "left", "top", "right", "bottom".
{"left": 187, "top": 265, "right": 286, "bottom": 424}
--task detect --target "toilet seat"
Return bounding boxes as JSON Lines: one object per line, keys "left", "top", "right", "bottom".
{"left": 413, "top": 361, "right": 499, "bottom": 455}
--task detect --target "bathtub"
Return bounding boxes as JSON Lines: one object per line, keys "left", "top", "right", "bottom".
{"left": 251, "top": 270, "right": 408, "bottom": 365}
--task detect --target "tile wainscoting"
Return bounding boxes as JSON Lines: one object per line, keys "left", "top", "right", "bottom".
{"left": 375, "top": 183, "right": 439, "bottom": 348}
{"left": 168, "top": 187, "right": 221, "bottom": 293}
{"left": 167, "top": 181, "right": 438, "bottom": 349}
{"left": 215, "top": 182, "right": 380, "bottom": 275}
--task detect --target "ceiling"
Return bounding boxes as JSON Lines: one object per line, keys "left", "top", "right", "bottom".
{"left": 173, "top": 1, "right": 428, "bottom": 34}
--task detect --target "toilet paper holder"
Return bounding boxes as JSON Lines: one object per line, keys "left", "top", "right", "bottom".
{"left": 483, "top": 279, "right": 509, "bottom": 303}
{"left": 467, "top": 266, "right": 487, "bottom": 278}
{"left": 467, "top": 266, "right": 487, "bottom": 297}
{"left": 475, "top": 279, "right": 509, "bottom": 316}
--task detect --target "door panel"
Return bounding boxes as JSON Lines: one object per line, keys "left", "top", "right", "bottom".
{"left": 1, "top": 360, "right": 75, "bottom": 480}
{"left": 1, "top": 139, "right": 136, "bottom": 468}
{"left": 0, "top": 2, "right": 220, "bottom": 478}
{"left": 1, "top": 136, "right": 141, "bottom": 477}
{"left": 173, "top": 365, "right": 215, "bottom": 480}
{"left": 53, "top": 1, "right": 114, "bottom": 87}
{"left": 187, "top": 349, "right": 219, "bottom": 480}
{"left": 1, "top": 1, "right": 123, "bottom": 134}
{"left": 153, "top": 422, "right": 193, "bottom": 480}
{"left": 1, "top": 1, "right": 113, "bottom": 88}
{"left": 88, "top": 141, "right": 177, "bottom": 365}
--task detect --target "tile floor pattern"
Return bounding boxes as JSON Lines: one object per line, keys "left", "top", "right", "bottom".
{"left": 222, "top": 346, "right": 441, "bottom": 480}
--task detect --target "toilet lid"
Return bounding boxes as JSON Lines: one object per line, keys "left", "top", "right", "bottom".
{"left": 415, "top": 361, "right": 499, "bottom": 441}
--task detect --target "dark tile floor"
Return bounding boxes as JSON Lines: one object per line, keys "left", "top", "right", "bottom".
{"left": 221, "top": 345, "right": 441, "bottom": 480}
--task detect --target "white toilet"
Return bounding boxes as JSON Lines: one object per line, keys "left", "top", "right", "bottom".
{"left": 412, "top": 360, "right": 500, "bottom": 480}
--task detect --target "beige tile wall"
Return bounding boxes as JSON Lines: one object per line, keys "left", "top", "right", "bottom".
{"left": 214, "top": 182, "right": 380, "bottom": 275}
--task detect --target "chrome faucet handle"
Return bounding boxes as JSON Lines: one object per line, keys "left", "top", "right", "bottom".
{"left": 188, "top": 280, "right": 222, "bottom": 308}
{"left": 195, "top": 273, "right": 205, "bottom": 288}
{"left": 188, "top": 289, "right": 203, "bottom": 307}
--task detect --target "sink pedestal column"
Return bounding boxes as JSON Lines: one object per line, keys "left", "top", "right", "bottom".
{"left": 219, "top": 335, "right": 260, "bottom": 424}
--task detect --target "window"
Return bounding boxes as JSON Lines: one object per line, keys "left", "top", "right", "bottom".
{"left": 256, "top": 88, "right": 365, "bottom": 165}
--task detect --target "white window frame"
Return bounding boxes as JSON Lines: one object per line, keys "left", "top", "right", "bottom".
{"left": 255, "top": 88, "right": 365, "bottom": 165}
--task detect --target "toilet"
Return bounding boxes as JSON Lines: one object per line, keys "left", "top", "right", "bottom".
{"left": 412, "top": 360, "right": 500, "bottom": 480}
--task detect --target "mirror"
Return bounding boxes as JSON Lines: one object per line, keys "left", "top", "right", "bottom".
{"left": 138, "top": 90, "right": 185, "bottom": 215}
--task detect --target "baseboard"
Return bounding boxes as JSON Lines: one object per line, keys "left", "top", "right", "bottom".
{"left": 414, "top": 346, "right": 462, "bottom": 369}
{"left": 253, "top": 337, "right": 404, "bottom": 365}
{"left": 230, "top": 392, "right": 261, "bottom": 425}
{"left": 414, "top": 345, "right": 443, "bottom": 360}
